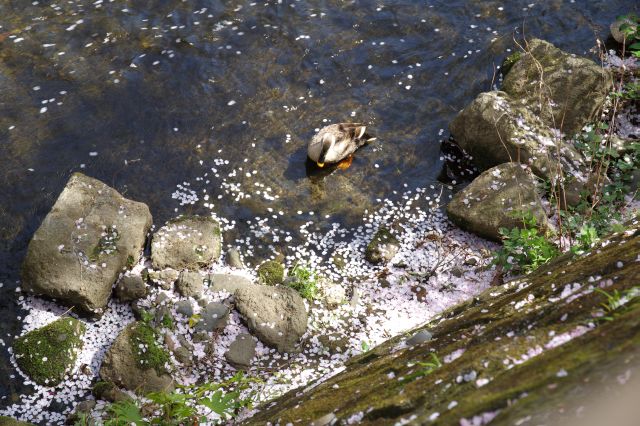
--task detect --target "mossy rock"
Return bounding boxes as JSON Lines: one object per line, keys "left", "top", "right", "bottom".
{"left": 500, "top": 51, "right": 522, "bottom": 76}
{"left": 245, "top": 222, "right": 640, "bottom": 424}
{"left": 365, "top": 227, "right": 400, "bottom": 264}
{"left": 13, "top": 317, "right": 85, "bottom": 386}
{"left": 0, "top": 416, "right": 37, "bottom": 426}
{"left": 256, "top": 260, "right": 285, "bottom": 286}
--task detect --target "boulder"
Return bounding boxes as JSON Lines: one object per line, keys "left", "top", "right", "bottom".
{"left": 226, "top": 248, "right": 244, "bottom": 269}
{"left": 449, "top": 91, "right": 587, "bottom": 182}
{"left": 225, "top": 333, "right": 257, "bottom": 369}
{"left": 175, "top": 300, "right": 194, "bottom": 317}
{"left": 207, "top": 273, "right": 253, "bottom": 294}
{"left": 151, "top": 216, "right": 221, "bottom": 270}
{"left": 446, "top": 163, "right": 548, "bottom": 241}
{"left": 235, "top": 284, "right": 308, "bottom": 353}
{"left": 100, "top": 322, "right": 174, "bottom": 394}
{"left": 175, "top": 270, "right": 204, "bottom": 298}
{"left": 148, "top": 268, "right": 179, "bottom": 290}
{"left": 13, "top": 317, "right": 85, "bottom": 386}
{"left": 21, "top": 173, "right": 152, "bottom": 315}
{"left": 114, "top": 274, "right": 147, "bottom": 302}
{"left": 256, "top": 260, "right": 285, "bottom": 286}
{"left": 365, "top": 227, "right": 400, "bottom": 264}
{"left": 194, "top": 302, "right": 229, "bottom": 333}
{"left": 502, "top": 38, "right": 612, "bottom": 136}
{"left": 92, "top": 381, "right": 132, "bottom": 403}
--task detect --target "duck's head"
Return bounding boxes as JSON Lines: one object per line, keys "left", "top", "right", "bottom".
{"left": 317, "top": 133, "right": 336, "bottom": 168}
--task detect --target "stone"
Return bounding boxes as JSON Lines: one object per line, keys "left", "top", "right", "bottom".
{"left": 172, "top": 346, "right": 192, "bottom": 366}
{"left": 151, "top": 215, "right": 221, "bottom": 270}
{"left": 319, "top": 280, "right": 346, "bottom": 309}
{"left": 225, "top": 333, "right": 257, "bottom": 369}
{"left": 194, "top": 302, "right": 229, "bottom": 333}
{"left": 318, "top": 334, "right": 350, "bottom": 355}
{"left": 449, "top": 91, "right": 587, "bottom": 182}
{"left": 175, "top": 300, "right": 194, "bottom": 317}
{"left": 226, "top": 247, "right": 244, "bottom": 269}
{"left": 256, "top": 260, "right": 285, "bottom": 286}
{"left": 114, "top": 274, "right": 147, "bottom": 302}
{"left": 0, "top": 417, "right": 37, "bottom": 426}
{"left": 148, "top": 268, "right": 179, "bottom": 290}
{"left": 178, "top": 335, "right": 193, "bottom": 351}
{"left": 311, "top": 413, "right": 336, "bottom": 426}
{"left": 65, "top": 400, "right": 96, "bottom": 425}
{"left": 235, "top": 284, "right": 308, "bottom": 353}
{"left": 207, "top": 273, "right": 253, "bottom": 294}
{"left": 13, "top": 317, "right": 85, "bottom": 386}
{"left": 21, "top": 173, "right": 152, "bottom": 315}
{"left": 92, "top": 381, "right": 132, "bottom": 403}
{"left": 365, "top": 227, "right": 400, "bottom": 264}
{"left": 406, "top": 330, "right": 433, "bottom": 346}
{"left": 610, "top": 17, "right": 638, "bottom": 44}
{"left": 446, "top": 163, "right": 548, "bottom": 242}
{"left": 100, "top": 322, "right": 174, "bottom": 394}
{"left": 502, "top": 38, "right": 613, "bottom": 136}
{"left": 175, "top": 270, "right": 204, "bottom": 298}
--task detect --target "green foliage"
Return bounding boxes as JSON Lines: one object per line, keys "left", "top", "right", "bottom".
{"left": 129, "top": 323, "right": 170, "bottom": 375}
{"left": 400, "top": 353, "right": 442, "bottom": 383}
{"left": 594, "top": 286, "right": 640, "bottom": 322}
{"left": 101, "top": 372, "right": 260, "bottom": 425}
{"left": 616, "top": 13, "right": 640, "bottom": 58}
{"left": 256, "top": 260, "right": 285, "bottom": 286}
{"left": 612, "top": 82, "right": 640, "bottom": 101}
{"left": 286, "top": 262, "right": 319, "bottom": 301}
{"left": 361, "top": 341, "right": 370, "bottom": 352}
{"left": 492, "top": 212, "right": 559, "bottom": 273}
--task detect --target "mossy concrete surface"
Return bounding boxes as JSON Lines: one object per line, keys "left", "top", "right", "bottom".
{"left": 13, "top": 317, "right": 85, "bottom": 386}
{"left": 243, "top": 222, "right": 640, "bottom": 425}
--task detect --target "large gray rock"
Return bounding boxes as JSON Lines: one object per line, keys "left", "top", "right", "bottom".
{"left": 446, "top": 163, "right": 548, "bottom": 242}
{"left": 235, "top": 285, "right": 308, "bottom": 353}
{"left": 449, "top": 91, "right": 587, "bottom": 183}
{"left": 151, "top": 216, "right": 221, "bottom": 270}
{"left": 21, "top": 173, "right": 152, "bottom": 315}
{"left": 194, "top": 302, "right": 229, "bottom": 333}
{"left": 225, "top": 333, "right": 257, "bottom": 369}
{"left": 114, "top": 274, "right": 148, "bottom": 302}
{"left": 502, "top": 39, "right": 612, "bottom": 136}
{"left": 100, "top": 322, "right": 174, "bottom": 394}
{"left": 207, "top": 273, "right": 253, "bottom": 294}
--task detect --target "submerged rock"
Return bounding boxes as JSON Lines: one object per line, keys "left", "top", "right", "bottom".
{"left": 13, "top": 317, "right": 85, "bottom": 386}
{"left": 100, "top": 322, "right": 174, "bottom": 394}
{"left": 245, "top": 220, "right": 640, "bottom": 425}
{"left": 226, "top": 247, "right": 244, "bottom": 269}
{"left": 225, "top": 333, "right": 257, "bottom": 369}
{"left": 449, "top": 91, "right": 586, "bottom": 182}
{"left": 114, "top": 274, "right": 148, "bottom": 302}
{"left": 235, "top": 284, "right": 308, "bottom": 353}
{"left": 151, "top": 215, "right": 221, "bottom": 270}
{"left": 502, "top": 38, "right": 612, "bottom": 136}
{"left": 21, "top": 173, "right": 152, "bottom": 315}
{"left": 446, "top": 162, "right": 548, "bottom": 241}
{"left": 365, "top": 227, "right": 400, "bottom": 264}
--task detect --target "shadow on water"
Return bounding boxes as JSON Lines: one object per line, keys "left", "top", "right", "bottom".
{"left": 0, "top": 0, "right": 637, "bottom": 416}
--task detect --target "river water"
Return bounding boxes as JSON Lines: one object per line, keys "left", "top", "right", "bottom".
{"left": 0, "top": 0, "right": 635, "bottom": 414}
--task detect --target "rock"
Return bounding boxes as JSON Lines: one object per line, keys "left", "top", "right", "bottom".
{"left": 450, "top": 266, "right": 464, "bottom": 278}
{"left": 365, "top": 227, "right": 400, "bottom": 264}
{"left": 114, "top": 274, "right": 147, "bottom": 302}
{"left": 350, "top": 289, "right": 360, "bottom": 308}
{"left": 194, "top": 302, "right": 229, "bottom": 333}
{"left": 155, "top": 306, "right": 174, "bottom": 329}
{"left": 311, "top": 413, "right": 336, "bottom": 426}
{"left": 610, "top": 17, "right": 638, "bottom": 44}
{"left": 449, "top": 91, "right": 587, "bottom": 181}
{"left": 148, "top": 268, "right": 179, "bottom": 290}
{"left": 154, "top": 292, "right": 170, "bottom": 306}
{"left": 446, "top": 163, "right": 548, "bottom": 242}
{"left": 207, "top": 273, "right": 253, "bottom": 294}
{"left": 256, "top": 260, "right": 285, "bottom": 286}
{"left": 178, "top": 335, "right": 193, "bottom": 351}
{"left": 100, "top": 322, "right": 174, "bottom": 394}
{"left": 502, "top": 39, "right": 612, "bottom": 136}
{"left": 225, "top": 333, "right": 257, "bottom": 369}
{"left": 172, "top": 346, "right": 192, "bottom": 366}
{"left": 175, "top": 270, "right": 204, "bottom": 298}
{"left": 0, "top": 417, "right": 37, "bottom": 426}
{"left": 226, "top": 247, "right": 244, "bottom": 269}
{"left": 500, "top": 51, "right": 522, "bottom": 76}
{"left": 13, "top": 317, "right": 85, "bottom": 386}
{"left": 235, "top": 284, "right": 308, "bottom": 353}
{"left": 151, "top": 216, "right": 221, "bottom": 270}
{"left": 318, "top": 334, "right": 350, "bottom": 354}
{"left": 21, "top": 173, "right": 152, "bottom": 315}
{"left": 319, "top": 280, "right": 346, "bottom": 309}
{"left": 406, "top": 330, "right": 433, "bottom": 346}
{"left": 92, "top": 381, "right": 131, "bottom": 403}
{"left": 175, "top": 300, "right": 194, "bottom": 317}
{"left": 65, "top": 400, "right": 96, "bottom": 425}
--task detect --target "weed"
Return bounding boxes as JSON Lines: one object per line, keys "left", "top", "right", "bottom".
{"left": 400, "top": 353, "right": 442, "bottom": 383}
{"left": 286, "top": 262, "right": 319, "bottom": 301}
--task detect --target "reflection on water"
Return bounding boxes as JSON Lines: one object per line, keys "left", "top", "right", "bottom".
{"left": 0, "top": 0, "right": 633, "bottom": 411}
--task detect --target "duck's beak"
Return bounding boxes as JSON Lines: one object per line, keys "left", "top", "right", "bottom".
{"left": 317, "top": 162, "right": 325, "bottom": 168}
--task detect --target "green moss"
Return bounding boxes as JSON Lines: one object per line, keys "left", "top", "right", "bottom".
{"left": 0, "top": 416, "right": 37, "bottom": 426}
{"left": 501, "top": 51, "right": 522, "bottom": 76}
{"left": 257, "top": 260, "right": 285, "bottom": 286}
{"left": 89, "top": 225, "right": 120, "bottom": 262}
{"left": 129, "top": 322, "right": 170, "bottom": 375}
{"left": 13, "top": 317, "right": 85, "bottom": 386}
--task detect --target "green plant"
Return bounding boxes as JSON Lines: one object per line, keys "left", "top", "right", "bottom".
{"left": 616, "top": 13, "right": 640, "bottom": 58}
{"left": 286, "top": 262, "right": 319, "bottom": 301}
{"left": 129, "top": 323, "right": 170, "bottom": 375}
{"left": 594, "top": 286, "right": 640, "bottom": 322}
{"left": 400, "top": 353, "right": 442, "bottom": 383}
{"left": 361, "top": 341, "right": 370, "bottom": 352}
{"left": 101, "top": 372, "right": 260, "bottom": 425}
{"left": 492, "top": 212, "right": 559, "bottom": 273}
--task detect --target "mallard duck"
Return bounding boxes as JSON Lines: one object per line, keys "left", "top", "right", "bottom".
{"left": 307, "top": 123, "right": 375, "bottom": 168}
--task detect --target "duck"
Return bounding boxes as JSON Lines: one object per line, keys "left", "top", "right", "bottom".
{"left": 307, "top": 123, "right": 375, "bottom": 168}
